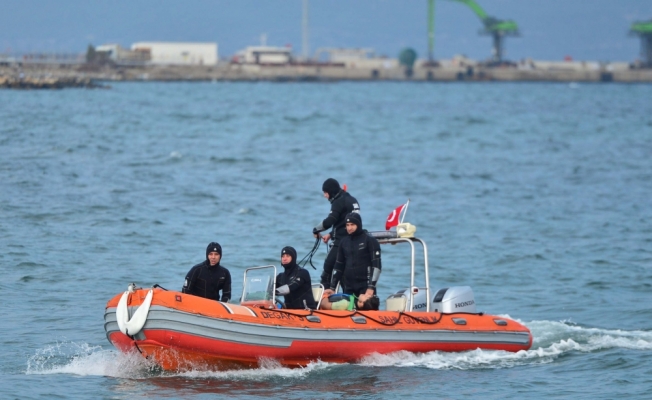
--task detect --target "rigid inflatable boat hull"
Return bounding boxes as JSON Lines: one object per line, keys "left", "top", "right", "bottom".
{"left": 104, "top": 288, "right": 532, "bottom": 371}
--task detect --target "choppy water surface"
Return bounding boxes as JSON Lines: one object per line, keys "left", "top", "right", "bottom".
{"left": 1, "top": 82, "right": 651, "bottom": 399}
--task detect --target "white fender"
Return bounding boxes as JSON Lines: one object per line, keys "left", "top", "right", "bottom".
{"left": 115, "top": 289, "right": 153, "bottom": 336}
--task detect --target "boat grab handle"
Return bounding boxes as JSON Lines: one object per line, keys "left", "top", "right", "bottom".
{"left": 115, "top": 289, "right": 153, "bottom": 337}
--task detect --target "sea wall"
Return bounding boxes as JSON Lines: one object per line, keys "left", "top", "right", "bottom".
{"left": 2, "top": 62, "right": 652, "bottom": 87}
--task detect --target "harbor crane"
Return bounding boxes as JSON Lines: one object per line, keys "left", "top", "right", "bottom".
{"left": 630, "top": 19, "right": 652, "bottom": 67}
{"left": 427, "top": 0, "right": 519, "bottom": 64}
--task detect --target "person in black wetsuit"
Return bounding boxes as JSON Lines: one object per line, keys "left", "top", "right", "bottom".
{"left": 312, "top": 178, "right": 360, "bottom": 290}
{"left": 182, "top": 242, "right": 232, "bottom": 303}
{"left": 327, "top": 213, "right": 381, "bottom": 310}
{"left": 275, "top": 246, "right": 317, "bottom": 309}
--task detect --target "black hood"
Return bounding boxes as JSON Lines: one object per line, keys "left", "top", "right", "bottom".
{"left": 206, "top": 242, "right": 222, "bottom": 263}
{"left": 345, "top": 212, "right": 363, "bottom": 236}
{"left": 281, "top": 246, "right": 298, "bottom": 269}
{"left": 322, "top": 178, "right": 341, "bottom": 200}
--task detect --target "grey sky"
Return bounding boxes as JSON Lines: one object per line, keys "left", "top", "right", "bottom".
{"left": 1, "top": 0, "right": 651, "bottom": 62}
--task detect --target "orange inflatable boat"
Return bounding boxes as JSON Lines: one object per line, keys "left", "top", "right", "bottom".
{"left": 104, "top": 233, "right": 532, "bottom": 371}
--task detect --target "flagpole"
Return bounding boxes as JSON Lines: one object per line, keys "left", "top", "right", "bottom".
{"left": 400, "top": 199, "right": 410, "bottom": 224}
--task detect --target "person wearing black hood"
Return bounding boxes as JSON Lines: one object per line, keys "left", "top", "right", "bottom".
{"left": 312, "top": 178, "right": 360, "bottom": 290}
{"left": 182, "top": 242, "right": 232, "bottom": 303}
{"left": 275, "top": 246, "right": 317, "bottom": 309}
{"left": 327, "top": 213, "right": 381, "bottom": 310}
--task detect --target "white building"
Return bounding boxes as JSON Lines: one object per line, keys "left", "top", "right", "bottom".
{"left": 314, "top": 47, "right": 398, "bottom": 69}
{"left": 232, "top": 46, "right": 293, "bottom": 65}
{"left": 131, "top": 42, "right": 218, "bottom": 66}
{"left": 315, "top": 48, "right": 375, "bottom": 64}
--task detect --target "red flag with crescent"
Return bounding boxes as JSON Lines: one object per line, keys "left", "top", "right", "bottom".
{"left": 385, "top": 203, "right": 406, "bottom": 230}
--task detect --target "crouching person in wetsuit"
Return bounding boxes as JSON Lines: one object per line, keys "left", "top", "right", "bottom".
{"left": 319, "top": 292, "right": 380, "bottom": 311}
{"left": 275, "top": 246, "right": 317, "bottom": 309}
{"left": 182, "top": 242, "right": 231, "bottom": 303}
{"left": 326, "top": 213, "right": 381, "bottom": 310}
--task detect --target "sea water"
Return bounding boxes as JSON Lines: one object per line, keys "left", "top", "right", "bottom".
{"left": 1, "top": 81, "right": 651, "bottom": 399}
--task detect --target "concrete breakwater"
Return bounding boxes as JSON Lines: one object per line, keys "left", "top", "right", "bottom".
{"left": 0, "top": 75, "right": 106, "bottom": 89}
{"left": 2, "top": 63, "right": 652, "bottom": 86}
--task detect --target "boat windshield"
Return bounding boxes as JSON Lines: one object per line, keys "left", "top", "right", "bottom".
{"left": 240, "top": 265, "right": 276, "bottom": 305}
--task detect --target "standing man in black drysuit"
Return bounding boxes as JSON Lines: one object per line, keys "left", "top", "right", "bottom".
{"left": 326, "top": 213, "right": 381, "bottom": 310}
{"left": 182, "top": 242, "right": 232, "bottom": 303}
{"left": 312, "top": 178, "right": 360, "bottom": 290}
{"left": 275, "top": 246, "right": 317, "bottom": 309}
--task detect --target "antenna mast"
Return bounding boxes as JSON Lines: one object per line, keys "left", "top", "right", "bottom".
{"left": 302, "top": 0, "right": 310, "bottom": 60}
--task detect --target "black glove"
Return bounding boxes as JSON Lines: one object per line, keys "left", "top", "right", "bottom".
{"left": 312, "top": 227, "right": 319, "bottom": 235}
{"left": 320, "top": 271, "right": 331, "bottom": 288}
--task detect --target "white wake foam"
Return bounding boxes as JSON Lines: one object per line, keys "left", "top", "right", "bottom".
{"left": 174, "top": 358, "right": 331, "bottom": 380}
{"left": 26, "top": 341, "right": 158, "bottom": 378}
{"left": 361, "top": 318, "right": 652, "bottom": 370}
{"left": 25, "top": 342, "right": 330, "bottom": 379}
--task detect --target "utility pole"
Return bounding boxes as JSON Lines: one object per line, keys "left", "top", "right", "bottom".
{"left": 428, "top": 0, "right": 435, "bottom": 61}
{"left": 302, "top": 0, "right": 310, "bottom": 60}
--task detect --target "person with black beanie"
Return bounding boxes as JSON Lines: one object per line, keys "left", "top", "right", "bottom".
{"left": 275, "top": 246, "right": 317, "bottom": 309}
{"left": 327, "top": 213, "right": 381, "bottom": 310}
{"left": 312, "top": 178, "right": 360, "bottom": 289}
{"left": 182, "top": 242, "right": 232, "bottom": 302}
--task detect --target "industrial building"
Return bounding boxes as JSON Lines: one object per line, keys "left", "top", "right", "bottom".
{"left": 232, "top": 46, "right": 293, "bottom": 65}
{"left": 131, "top": 42, "right": 218, "bottom": 66}
{"left": 95, "top": 44, "right": 150, "bottom": 65}
{"left": 95, "top": 42, "right": 218, "bottom": 66}
{"left": 314, "top": 48, "right": 398, "bottom": 69}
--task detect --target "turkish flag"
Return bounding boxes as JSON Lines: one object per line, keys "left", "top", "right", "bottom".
{"left": 385, "top": 204, "right": 405, "bottom": 230}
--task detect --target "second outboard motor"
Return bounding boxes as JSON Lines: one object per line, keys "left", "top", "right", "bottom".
{"left": 432, "top": 286, "right": 477, "bottom": 313}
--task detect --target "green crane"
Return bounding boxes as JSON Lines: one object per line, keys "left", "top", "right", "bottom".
{"left": 429, "top": 0, "right": 518, "bottom": 63}
{"left": 630, "top": 20, "right": 652, "bottom": 67}
{"left": 454, "top": 0, "right": 519, "bottom": 63}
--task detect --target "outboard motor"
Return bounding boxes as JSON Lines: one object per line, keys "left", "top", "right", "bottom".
{"left": 432, "top": 286, "right": 477, "bottom": 313}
